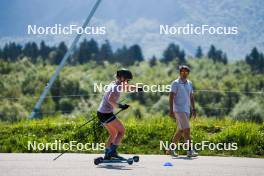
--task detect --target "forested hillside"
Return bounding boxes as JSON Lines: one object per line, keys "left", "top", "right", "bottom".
{"left": 0, "top": 40, "right": 264, "bottom": 122}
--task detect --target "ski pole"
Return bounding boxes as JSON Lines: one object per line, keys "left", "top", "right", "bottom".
{"left": 76, "top": 96, "right": 129, "bottom": 130}
{"left": 52, "top": 108, "right": 127, "bottom": 161}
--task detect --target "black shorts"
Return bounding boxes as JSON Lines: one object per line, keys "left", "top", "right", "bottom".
{"left": 97, "top": 111, "right": 116, "bottom": 124}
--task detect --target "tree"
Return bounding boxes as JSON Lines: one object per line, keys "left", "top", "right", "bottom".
{"left": 113, "top": 45, "right": 128, "bottom": 64}
{"left": 162, "top": 43, "right": 186, "bottom": 64}
{"left": 112, "top": 44, "right": 144, "bottom": 65}
{"left": 56, "top": 42, "right": 67, "bottom": 64}
{"left": 47, "top": 42, "right": 67, "bottom": 65}
{"left": 163, "top": 43, "right": 179, "bottom": 62}
{"left": 222, "top": 53, "right": 228, "bottom": 64}
{"left": 1, "top": 42, "right": 22, "bottom": 61}
{"left": 76, "top": 39, "right": 99, "bottom": 64}
{"left": 77, "top": 39, "right": 89, "bottom": 64}
{"left": 23, "top": 42, "right": 39, "bottom": 63}
{"left": 11, "top": 43, "right": 23, "bottom": 61}
{"left": 149, "top": 55, "right": 157, "bottom": 67}
{"left": 195, "top": 46, "right": 203, "bottom": 58}
{"left": 128, "top": 44, "right": 144, "bottom": 63}
{"left": 0, "top": 48, "right": 2, "bottom": 59}
{"left": 207, "top": 45, "right": 228, "bottom": 64}
{"left": 179, "top": 50, "right": 185, "bottom": 64}
{"left": 245, "top": 47, "right": 264, "bottom": 73}
{"left": 98, "top": 40, "right": 113, "bottom": 63}
{"left": 39, "top": 40, "right": 51, "bottom": 59}
{"left": 88, "top": 38, "right": 99, "bottom": 61}
{"left": 208, "top": 45, "right": 216, "bottom": 61}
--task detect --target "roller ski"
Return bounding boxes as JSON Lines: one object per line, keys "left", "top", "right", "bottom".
{"left": 94, "top": 144, "right": 139, "bottom": 165}
{"left": 94, "top": 155, "right": 139, "bottom": 165}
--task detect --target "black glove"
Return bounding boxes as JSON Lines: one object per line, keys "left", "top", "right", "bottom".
{"left": 137, "top": 87, "right": 143, "bottom": 92}
{"left": 118, "top": 103, "right": 130, "bottom": 110}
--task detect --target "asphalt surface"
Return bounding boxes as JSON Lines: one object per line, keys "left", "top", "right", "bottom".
{"left": 0, "top": 154, "right": 263, "bottom": 176}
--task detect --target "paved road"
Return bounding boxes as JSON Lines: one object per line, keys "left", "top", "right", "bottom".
{"left": 0, "top": 154, "right": 263, "bottom": 176}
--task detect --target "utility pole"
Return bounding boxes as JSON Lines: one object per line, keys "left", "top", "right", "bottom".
{"left": 29, "top": 0, "right": 102, "bottom": 118}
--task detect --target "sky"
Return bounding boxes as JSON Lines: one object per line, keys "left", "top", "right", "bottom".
{"left": 1, "top": 0, "right": 264, "bottom": 59}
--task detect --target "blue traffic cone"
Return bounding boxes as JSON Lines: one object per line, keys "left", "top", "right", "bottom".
{"left": 163, "top": 162, "right": 173, "bottom": 166}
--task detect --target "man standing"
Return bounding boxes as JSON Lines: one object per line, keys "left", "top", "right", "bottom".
{"left": 168, "top": 65, "right": 198, "bottom": 157}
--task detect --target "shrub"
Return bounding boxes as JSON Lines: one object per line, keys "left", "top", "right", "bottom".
{"left": 0, "top": 101, "right": 27, "bottom": 122}
{"left": 59, "top": 98, "right": 75, "bottom": 113}
{"left": 231, "top": 97, "right": 264, "bottom": 123}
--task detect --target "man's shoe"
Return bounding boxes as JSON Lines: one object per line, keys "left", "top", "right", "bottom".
{"left": 166, "top": 149, "right": 178, "bottom": 157}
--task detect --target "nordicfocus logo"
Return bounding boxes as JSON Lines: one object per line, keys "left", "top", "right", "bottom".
{"left": 160, "top": 24, "right": 238, "bottom": 35}
{"left": 93, "top": 83, "right": 171, "bottom": 93}
{"left": 28, "top": 140, "right": 105, "bottom": 151}
{"left": 160, "top": 141, "right": 238, "bottom": 151}
{"left": 27, "top": 24, "right": 106, "bottom": 35}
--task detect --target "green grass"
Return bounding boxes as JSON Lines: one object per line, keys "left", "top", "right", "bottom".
{"left": 0, "top": 115, "right": 263, "bottom": 157}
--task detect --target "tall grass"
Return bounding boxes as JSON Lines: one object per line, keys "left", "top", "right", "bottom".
{"left": 0, "top": 115, "right": 263, "bottom": 157}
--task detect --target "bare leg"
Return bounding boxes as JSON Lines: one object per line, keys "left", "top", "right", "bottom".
{"left": 166, "top": 129, "right": 183, "bottom": 155}
{"left": 172, "top": 129, "right": 183, "bottom": 144}
{"left": 107, "top": 118, "right": 125, "bottom": 145}
{"left": 183, "top": 128, "right": 191, "bottom": 150}
{"left": 104, "top": 124, "right": 118, "bottom": 147}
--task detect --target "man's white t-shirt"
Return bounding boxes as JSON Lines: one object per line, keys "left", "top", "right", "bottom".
{"left": 170, "top": 78, "right": 193, "bottom": 114}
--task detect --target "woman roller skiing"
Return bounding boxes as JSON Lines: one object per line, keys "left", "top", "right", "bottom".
{"left": 97, "top": 68, "right": 142, "bottom": 160}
